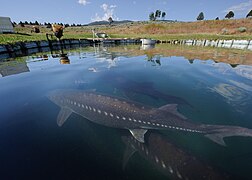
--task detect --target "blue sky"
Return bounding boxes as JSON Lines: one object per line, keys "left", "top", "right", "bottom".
{"left": 0, "top": 0, "right": 252, "bottom": 24}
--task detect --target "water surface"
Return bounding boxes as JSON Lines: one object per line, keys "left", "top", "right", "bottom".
{"left": 0, "top": 44, "right": 252, "bottom": 179}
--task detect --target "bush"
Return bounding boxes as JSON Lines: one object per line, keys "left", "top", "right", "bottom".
{"left": 237, "top": 27, "right": 247, "bottom": 33}
{"left": 221, "top": 28, "right": 229, "bottom": 35}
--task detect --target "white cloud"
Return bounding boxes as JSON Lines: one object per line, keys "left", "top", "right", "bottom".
{"left": 78, "top": 0, "right": 90, "bottom": 6}
{"left": 91, "top": 3, "right": 119, "bottom": 22}
{"left": 224, "top": 0, "right": 252, "bottom": 13}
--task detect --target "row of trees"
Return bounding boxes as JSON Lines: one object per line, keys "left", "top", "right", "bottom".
{"left": 197, "top": 9, "right": 252, "bottom": 21}
{"left": 148, "top": 9, "right": 252, "bottom": 21}
{"left": 149, "top": 10, "right": 166, "bottom": 21}
{"left": 15, "top": 21, "right": 83, "bottom": 28}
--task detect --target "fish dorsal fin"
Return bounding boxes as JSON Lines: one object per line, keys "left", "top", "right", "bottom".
{"left": 159, "top": 104, "right": 178, "bottom": 111}
{"left": 57, "top": 107, "right": 72, "bottom": 127}
{"left": 129, "top": 129, "right": 148, "bottom": 143}
{"left": 85, "top": 89, "right": 97, "bottom": 92}
{"left": 158, "top": 104, "right": 187, "bottom": 119}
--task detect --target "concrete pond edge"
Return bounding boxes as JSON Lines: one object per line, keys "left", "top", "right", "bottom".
{"left": 0, "top": 38, "right": 251, "bottom": 59}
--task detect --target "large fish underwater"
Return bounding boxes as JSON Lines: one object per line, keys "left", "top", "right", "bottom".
{"left": 101, "top": 73, "right": 183, "bottom": 102}
{"left": 122, "top": 133, "right": 231, "bottom": 180}
{"left": 47, "top": 89, "right": 252, "bottom": 146}
{"left": 76, "top": 72, "right": 191, "bottom": 107}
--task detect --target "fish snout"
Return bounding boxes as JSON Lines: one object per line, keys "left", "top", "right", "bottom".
{"left": 46, "top": 90, "right": 64, "bottom": 102}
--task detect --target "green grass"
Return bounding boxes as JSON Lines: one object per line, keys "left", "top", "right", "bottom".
{"left": 0, "top": 34, "right": 45, "bottom": 44}
{"left": 111, "top": 33, "right": 252, "bottom": 40}
{"left": 1, "top": 32, "right": 251, "bottom": 45}
{"left": 0, "top": 18, "right": 251, "bottom": 45}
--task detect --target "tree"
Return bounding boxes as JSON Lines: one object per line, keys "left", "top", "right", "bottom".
{"left": 215, "top": 17, "right": 219, "bottom": 20}
{"left": 225, "top": 11, "right": 234, "bottom": 19}
{"left": 161, "top": 12, "right": 166, "bottom": 20}
{"left": 155, "top": 10, "right": 161, "bottom": 19}
{"left": 246, "top": 9, "right": 252, "bottom": 18}
{"left": 19, "top": 21, "right": 25, "bottom": 27}
{"left": 149, "top": 10, "right": 166, "bottom": 21}
{"left": 197, "top": 12, "right": 204, "bottom": 21}
{"left": 229, "top": 11, "right": 234, "bottom": 18}
{"left": 34, "top": 21, "right": 39, "bottom": 25}
{"left": 149, "top": 12, "right": 155, "bottom": 21}
{"left": 12, "top": 22, "right": 17, "bottom": 27}
{"left": 108, "top": 17, "right": 113, "bottom": 25}
{"left": 46, "top": 23, "right": 51, "bottom": 28}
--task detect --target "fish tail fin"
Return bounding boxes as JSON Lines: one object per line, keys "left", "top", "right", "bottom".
{"left": 203, "top": 125, "right": 252, "bottom": 146}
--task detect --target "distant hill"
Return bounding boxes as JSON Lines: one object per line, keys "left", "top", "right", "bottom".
{"left": 87, "top": 20, "right": 134, "bottom": 26}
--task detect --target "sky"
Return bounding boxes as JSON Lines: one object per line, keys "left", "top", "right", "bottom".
{"left": 0, "top": 0, "right": 252, "bottom": 24}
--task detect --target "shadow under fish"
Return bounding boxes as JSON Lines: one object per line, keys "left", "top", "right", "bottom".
{"left": 47, "top": 89, "right": 252, "bottom": 146}
{"left": 100, "top": 72, "right": 192, "bottom": 107}
{"left": 122, "top": 133, "right": 232, "bottom": 180}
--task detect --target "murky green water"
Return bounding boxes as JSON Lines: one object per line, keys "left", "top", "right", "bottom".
{"left": 0, "top": 44, "right": 252, "bottom": 179}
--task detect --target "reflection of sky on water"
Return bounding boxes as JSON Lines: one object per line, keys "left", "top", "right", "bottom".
{"left": 96, "top": 57, "right": 119, "bottom": 69}
{"left": 233, "top": 65, "right": 252, "bottom": 80}
{"left": 211, "top": 62, "right": 232, "bottom": 74}
{"left": 209, "top": 83, "right": 251, "bottom": 113}
{"left": 210, "top": 63, "right": 252, "bottom": 81}
{"left": 229, "top": 80, "right": 252, "bottom": 92}
{"left": 199, "top": 62, "right": 252, "bottom": 113}
{"left": 182, "top": 60, "right": 252, "bottom": 110}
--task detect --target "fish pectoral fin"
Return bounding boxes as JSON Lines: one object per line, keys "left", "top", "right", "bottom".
{"left": 57, "top": 107, "right": 72, "bottom": 127}
{"left": 129, "top": 129, "right": 148, "bottom": 143}
{"left": 122, "top": 139, "right": 137, "bottom": 170}
{"left": 204, "top": 133, "right": 227, "bottom": 146}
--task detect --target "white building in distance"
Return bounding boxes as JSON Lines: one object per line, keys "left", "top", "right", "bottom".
{"left": 0, "top": 16, "right": 14, "bottom": 33}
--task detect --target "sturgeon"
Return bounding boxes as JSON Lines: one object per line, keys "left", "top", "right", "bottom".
{"left": 47, "top": 89, "right": 252, "bottom": 146}
{"left": 122, "top": 133, "right": 231, "bottom": 180}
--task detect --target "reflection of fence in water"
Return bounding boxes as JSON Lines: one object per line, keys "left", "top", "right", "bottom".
{"left": 184, "top": 39, "right": 252, "bottom": 50}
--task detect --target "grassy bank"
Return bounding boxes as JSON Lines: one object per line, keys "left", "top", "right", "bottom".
{"left": 0, "top": 18, "right": 251, "bottom": 44}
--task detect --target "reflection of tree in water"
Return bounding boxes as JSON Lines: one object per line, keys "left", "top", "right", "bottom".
{"left": 50, "top": 45, "right": 70, "bottom": 64}
{"left": 59, "top": 54, "right": 70, "bottom": 64}
{"left": 188, "top": 59, "right": 195, "bottom": 64}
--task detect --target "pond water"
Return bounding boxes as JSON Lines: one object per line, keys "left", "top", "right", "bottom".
{"left": 0, "top": 44, "right": 252, "bottom": 179}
